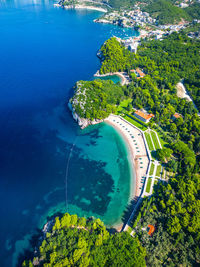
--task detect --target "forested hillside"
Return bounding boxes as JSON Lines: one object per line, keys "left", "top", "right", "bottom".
{"left": 70, "top": 79, "right": 124, "bottom": 120}
{"left": 185, "top": 2, "right": 200, "bottom": 20}
{"left": 108, "top": 0, "right": 136, "bottom": 8}
{"left": 100, "top": 37, "right": 135, "bottom": 74}
{"left": 125, "top": 34, "right": 200, "bottom": 265}
{"left": 22, "top": 214, "right": 146, "bottom": 266}
{"left": 142, "top": 0, "right": 190, "bottom": 24}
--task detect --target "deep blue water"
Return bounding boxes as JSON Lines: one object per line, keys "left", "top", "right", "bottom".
{"left": 0, "top": 1, "right": 138, "bottom": 266}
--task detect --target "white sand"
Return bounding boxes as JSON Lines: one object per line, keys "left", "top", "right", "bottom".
{"left": 64, "top": 5, "right": 107, "bottom": 12}
{"left": 105, "top": 115, "right": 150, "bottom": 200}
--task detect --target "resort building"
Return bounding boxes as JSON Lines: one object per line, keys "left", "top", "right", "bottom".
{"left": 124, "top": 38, "right": 139, "bottom": 54}
{"left": 147, "top": 224, "right": 155, "bottom": 236}
{"left": 172, "top": 113, "right": 183, "bottom": 120}
{"left": 130, "top": 68, "right": 146, "bottom": 79}
{"left": 128, "top": 42, "right": 139, "bottom": 53}
{"left": 134, "top": 110, "right": 154, "bottom": 123}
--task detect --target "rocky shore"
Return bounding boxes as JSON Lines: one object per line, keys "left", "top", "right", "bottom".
{"left": 68, "top": 102, "right": 103, "bottom": 129}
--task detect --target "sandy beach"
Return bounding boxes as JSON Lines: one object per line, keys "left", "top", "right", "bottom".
{"left": 105, "top": 115, "right": 150, "bottom": 230}
{"left": 54, "top": 3, "right": 107, "bottom": 12}
{"left": 64, "top": 5, "right": 107, "bottom": 12}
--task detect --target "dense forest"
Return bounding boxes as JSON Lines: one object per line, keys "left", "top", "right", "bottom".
{"left": 108, "top": 0, "right": 136, "bottom": 9}
{"left": 22, "top": 214, "right": 146, "bottom": 266}
{"left": 185, "top": 2, "right": 200, "bottom": 20}
{"left": 130, "top": 173, "right": 200, "bottom": 266}
{"left": 99, "top": 38, "right": 135, "bottom": 74}
{"left": 129, "top": 33, "right": 200, "bottom": 266}
{"left": 142, "top": 0, "right": 190, "bottom": 25}
{"left": 70, "top": 79, "right": 125, "bottom": 120}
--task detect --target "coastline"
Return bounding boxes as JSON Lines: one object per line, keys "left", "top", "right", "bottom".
{"left": 104, "top": 115, "right": 150, "bottom": 231}
{"left": 94, "top": 71, "right": 128, "bottom": 85}
{"left": 105, "top": 117, "right": 141, "bottom": 199}
{"left": 54, "top": 4, "right": 107, "bottom": 13}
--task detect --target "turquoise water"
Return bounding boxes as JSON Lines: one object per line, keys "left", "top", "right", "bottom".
{"left": 0, "top": 0, "right": 138, "bottom": 266}
{"left": 95, "top": 74, "right": 122, "bottom": 83}
{"left": 37, "top": 122, "right": 132, "bottom": 229}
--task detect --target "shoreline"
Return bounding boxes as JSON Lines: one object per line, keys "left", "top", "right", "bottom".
{"left": 94, "top": 71, "right": 128, "bottom": 85}
{"left": 105, "top": 115, "right": 150, "bottom": 231}
{"left": 105, "top": 117, "right": 141, "bottom": 199}
{"left": 54, "top": 4, "right": 107, "bottom": 13}
{"left": 105, "top": 121, "right": 136, "bottom": 199}
{"left": 105, "top": 120, "right": 136, "bottom": 232}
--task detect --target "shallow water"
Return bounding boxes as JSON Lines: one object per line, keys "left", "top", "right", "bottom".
{"left": 0, "top": 0, "right": 138, "bottom": 266}
{"left": 94, "top": 74, "right": 122, "bottom": 83}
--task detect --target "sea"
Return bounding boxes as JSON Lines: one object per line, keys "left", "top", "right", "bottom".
{"left": 0, "top": 0, "right": 138, "bottom": 266}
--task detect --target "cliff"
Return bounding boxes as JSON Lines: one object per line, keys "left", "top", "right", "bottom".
{"left": 68, "top": 79, "right": 122, "bottom": 129}
{"left": 68, "top": 101, "right": 103, "bottom": 129}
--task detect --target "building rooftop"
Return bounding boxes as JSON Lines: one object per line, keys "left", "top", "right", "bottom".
{"left": 173, "top": 113, "right": 182, "bottom": 119}
{"left": 147, "top": 224, "right": 155, "bottom": 236}
{"left": 130, "top": 68, "right": 146, "bottom": 78}
{"left": 134, "top": 110, "right": 154, "bottom": 120}
{"left": 136, "top": 68, "right": 145, "bottom": 77}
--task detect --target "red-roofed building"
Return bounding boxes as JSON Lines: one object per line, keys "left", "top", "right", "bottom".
{"left": 130, "top": 68, "right": 146, "bottom": 79}
{"left": 172, "top": 113, "right": 183, "bottom": 120}
{"left": 147, "top": 224, "right": 155, "bottom": 236}
{"left": 134, "top": 110, "right": 154, "bottom": 123}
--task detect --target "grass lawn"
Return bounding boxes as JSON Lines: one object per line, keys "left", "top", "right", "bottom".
{"left": 151, "top": 131, "right": 161, "bottom": 150}
{"left": 153, "top": 125, "right": 171, "bottom": 147}
{"left": 117, "top": 98, "right": 132, "bottom": 113}
{"left": 123, "top": 114, "right": 147, "bottom": 131}
{"left": 146, "top": 177, "right": 152, "bottom": 193}
{"left": 149, "top": 163, "right": 155, "bottom": 176}
{"left": 156, "top": 164, "right": 162, "bottom": 177}
{"left": 155, "top": 128, "right": 168, "bottom": 147}
{"left": 144, "top": 132, "right": 154, "bottom": 151}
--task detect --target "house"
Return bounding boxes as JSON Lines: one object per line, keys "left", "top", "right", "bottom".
{"left": 155, "top": 33, "right": 163, "bottom": 40}
{"left": 130, "top": 68, "right": 146, "bottom": 79}
{"left": 128, "top": 42, "right": 139, "bottom": 53}
{"left": 147, "top": 224, "right": 155, "bottom": 236}
{"left": 134, "top": 110, "right": 154, "bottom": 123}
{"left": 172, "top": 113, "right": 183, "bottom": 120}
{"left": 179, "top": 3, "right": 189, "bottom": 8}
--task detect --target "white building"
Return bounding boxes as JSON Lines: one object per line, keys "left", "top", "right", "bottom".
{"left": 129, "top": 42, "right": 139, "bottom": 53}
{"left": 179, "top": 3, "right": 189, "bottom": 7}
